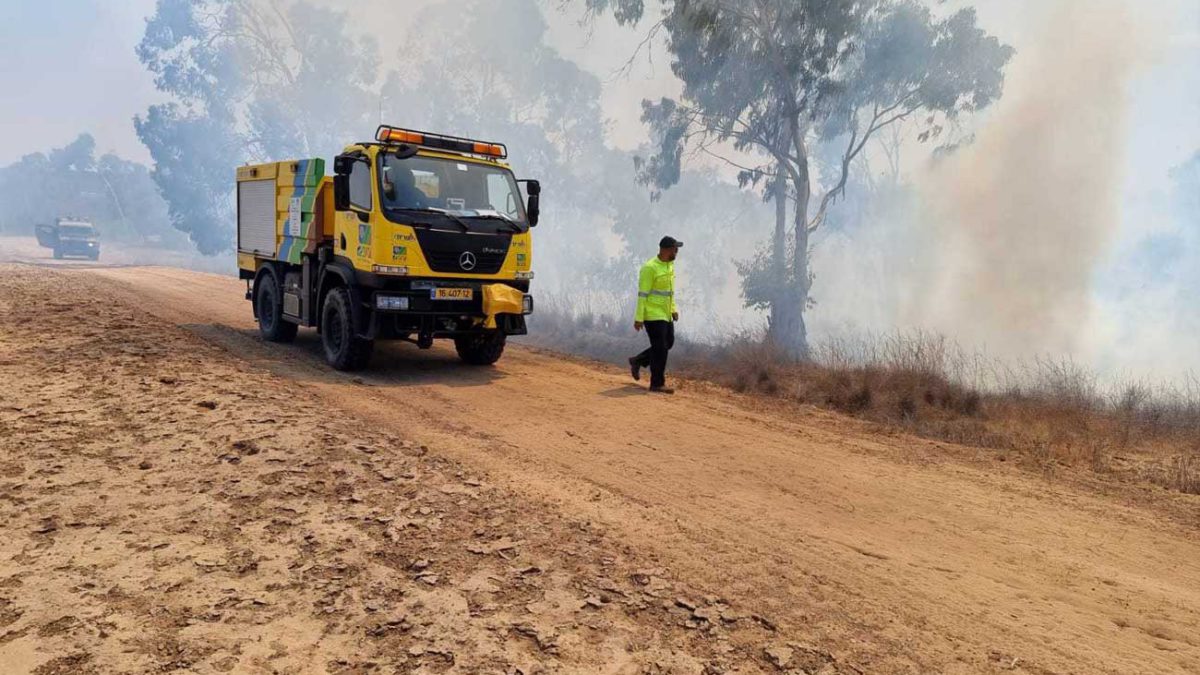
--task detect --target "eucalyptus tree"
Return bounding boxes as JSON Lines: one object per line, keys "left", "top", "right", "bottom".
{"left": 591, "top": 0, "right": 1013, "bottom": 354}
{"left": 0, "top": 134, "right": 176, "bottom": 244}
{"left": 135, "top": 0, "right": 378, "bottom": 253}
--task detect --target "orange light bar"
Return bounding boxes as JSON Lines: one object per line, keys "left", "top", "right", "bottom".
{"left": 376, "top": 124, "right": 508, "bottom": 159}
{"left": 473, "top": 142, "right": 505, "bottom": 157}
{"left": 379, "top": 128, "right": 424, "bottom": 144}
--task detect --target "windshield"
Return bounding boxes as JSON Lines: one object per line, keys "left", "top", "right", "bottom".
{"left": 378, "top": 152, "right": 527, "bottom": 229}
{"left": 58, "top": 224, "right": 95, "bottom": 238}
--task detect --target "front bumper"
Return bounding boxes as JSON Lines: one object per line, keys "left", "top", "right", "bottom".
{"left": 368, "top": 281, "right": 531, "bottom": 339}
{"left": 58, "top": 240, "right": 99, "bottom": 256}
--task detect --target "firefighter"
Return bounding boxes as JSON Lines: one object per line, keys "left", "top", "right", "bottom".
{"left": 629, "top": 236, "right": 681, "bottom": 394}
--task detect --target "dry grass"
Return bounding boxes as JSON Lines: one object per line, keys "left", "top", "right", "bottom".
{"left": 699, "top": 336, "right": 1200, "bottom": 494}
{"left": 525, "top": 311, "right": 1200, "bottom": 495}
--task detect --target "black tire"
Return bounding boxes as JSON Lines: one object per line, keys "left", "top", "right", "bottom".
{"left": 52, "top": 247, "right": 62, "bottom": 260}
{"left": 255, "top": 271, "right": 298, "bottom": 343}
{"left": 321, "top": 287, "right": 373, "bottom": 371}
{"left": 455, "top": 331, "right": 506, "bottom": 366}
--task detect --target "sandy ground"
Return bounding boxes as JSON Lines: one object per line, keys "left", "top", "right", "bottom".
{"left": 0, "top": 266, "right": 789, "bottom": 674}
{"left": 2, "top": 263, "right": 1200, "bottom": 674}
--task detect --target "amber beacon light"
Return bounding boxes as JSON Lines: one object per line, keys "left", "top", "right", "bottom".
{"left": 375, "top": 125, "right": 508, "bottom": 159}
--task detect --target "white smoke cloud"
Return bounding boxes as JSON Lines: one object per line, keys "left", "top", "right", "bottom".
{"left": 811, "top": 0, "right": 1200, "bottom": 382}
{"left": 914, "top": 0, "right": 1145, "bottom": 358}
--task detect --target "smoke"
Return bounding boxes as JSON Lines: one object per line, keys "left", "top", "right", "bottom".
{"left": 807, "top": 0, "right": 1164, "bottom": 370}
{"left": 8, "top": 0, "right": 1195, "bottom": 378}
{"left": 909, "top": 2, "right": 1147, "bottom": 359}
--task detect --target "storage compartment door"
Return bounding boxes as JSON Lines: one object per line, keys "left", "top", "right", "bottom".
{"left": 238, "top": 178, "right": 277, "bottom": 256}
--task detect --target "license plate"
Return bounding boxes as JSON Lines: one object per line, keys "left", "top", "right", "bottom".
{"left": 433, "top": 287, "right": 474, "bottom": 301}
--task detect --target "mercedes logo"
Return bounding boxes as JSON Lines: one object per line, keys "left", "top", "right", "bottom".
{"left": 459, "top": 251, "right": 477, "bottom": 271}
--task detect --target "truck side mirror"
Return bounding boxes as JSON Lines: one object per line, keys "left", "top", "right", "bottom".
{"left": 333, "top": 154, "right": 355, "bottom": 175}
{"left": 527, "top": 194, "right": 540, "bottom": 227}
{"left": 520, "top": 179, "right": 541, "bottom": 227}
{"left": 333, "top": 174, "right": 350, "bottom": 211}
{"left": 333, "top": 154, "right": 355, "bottom": 211}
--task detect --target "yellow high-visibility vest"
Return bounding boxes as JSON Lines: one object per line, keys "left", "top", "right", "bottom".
{"left": 635, "top": 256, "right": 676, "bottom": 322}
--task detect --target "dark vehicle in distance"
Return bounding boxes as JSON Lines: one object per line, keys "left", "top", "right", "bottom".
{"left": 36, "top": 218, "right": 101, "bottom": 260}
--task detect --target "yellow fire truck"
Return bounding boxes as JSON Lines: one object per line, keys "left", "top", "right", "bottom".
{"left": 236, "top": 125, "right": 540, "bottom": 371}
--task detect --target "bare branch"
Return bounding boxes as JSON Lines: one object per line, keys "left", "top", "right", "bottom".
{"left": 610, "top": 19, "right": 665, "bottom": 81}
{"left": 806, "top": 93, "right": 922, "bottom": 233}
{"left": 696, "top": 141, "right": 778, "bottom": 178}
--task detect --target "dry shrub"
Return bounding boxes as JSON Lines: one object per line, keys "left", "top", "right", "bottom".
{"left": 1175, "top": 454, "right": 1200, "bottom": 494}
{"left": 526, "top": 308, "right": 1200, "bottom": 494}
{"left": 696, "top": 336, "right": 985, "bottom": 430}
{"left": 694, "top": 333, "right": 1200, "bottom": 494}
{"left": 1147, "top": 452, "right": 1200, "bottom": 495}
{"left": 715, "top": 341, "right": 786, "bottom": 395}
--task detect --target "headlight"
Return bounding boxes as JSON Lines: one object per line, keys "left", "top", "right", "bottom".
{"left": 375, "top": 295, "right": 410, "bottom": 311}
{"left": 522, "top": 295, "right": 534, "bottom": 315}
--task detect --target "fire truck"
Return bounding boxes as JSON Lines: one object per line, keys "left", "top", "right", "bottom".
{"left": 236, "top": 126, "right": 539, "bottom": 371}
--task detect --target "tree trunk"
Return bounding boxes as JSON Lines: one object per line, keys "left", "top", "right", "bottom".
{"left": 767, "top": 168, "right": 788, "bottom": 342}
{"left": 792, "top": 191, "right": 810, "bottom": 358}
{"left": 781, "top": 131, "right": 812, "bottom": 359}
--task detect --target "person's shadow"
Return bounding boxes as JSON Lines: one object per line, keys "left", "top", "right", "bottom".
{"left": 598, "top": 384, "right": 645, "bottom": 398}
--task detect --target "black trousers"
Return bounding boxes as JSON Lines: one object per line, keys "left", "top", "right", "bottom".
{"left": 633, "top": 320, "right": 675, "bottom": 388}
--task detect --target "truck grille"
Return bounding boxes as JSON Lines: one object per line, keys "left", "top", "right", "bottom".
{"left": 413, "top": 228, "right": 511, "bottom": 275}
{"left": 424, "top": 250, "right": 506, "bottom": 274}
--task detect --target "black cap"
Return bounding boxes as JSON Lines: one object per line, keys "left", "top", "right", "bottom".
{"left": 659, "top": 236, "right": 683, "bottom": 249}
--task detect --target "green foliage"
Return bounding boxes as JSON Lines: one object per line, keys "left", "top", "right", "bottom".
{"left": 135, "top": 0, "right": 378, "bottom": 254}
{"left": 831, "top": 4, "right": 1014, "bottom": 141}
{"left": 0, "top": 134, "right": 180, "bottom": 245}
{"left": 636, "top": 0, "right": 1012, "bottom": 196}
{"left": 135, "top": 0, "right": 243, "bottom": 254}
{"left": 583, "top": 0, "right": 646, "bottom": 26}
{"left": 735, "top": 244, "right": 780, "bottom": 313}
{"left": 634, "top": 98, "right": 688, "bottom": 200}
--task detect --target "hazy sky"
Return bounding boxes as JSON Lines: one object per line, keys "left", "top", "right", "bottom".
{"left": 2, "top": 0, "right": 1196, "bottom": 186}
{"left": 0, "top": 0, "right": 161, "bottom": 163}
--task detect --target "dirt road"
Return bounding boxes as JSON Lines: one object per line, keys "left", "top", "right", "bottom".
{"left": 0, "top": 266, "right": 779, "bottom": 674}
{"left": 5, "top": 264, "right": 1200, "bottom": 673}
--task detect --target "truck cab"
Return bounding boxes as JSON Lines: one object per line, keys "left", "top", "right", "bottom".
{"left": 36, "top": 218, "right": 101, "bottom": 260}
{"left": 236, "top": 126, "right": 540, "bottom": 371}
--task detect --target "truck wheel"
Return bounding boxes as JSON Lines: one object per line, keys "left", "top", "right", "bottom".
{"left": 455, "top": 332, "right": 506, "bottom": 366}
{"left": 321, "top": 287, "right": 373, "bottom": 371}
{"left": 255, "top": 271, "right": 298, "bottom": 343}
{"left": 89, "top": 250, "right": 100, "bottom": 261}
{"left": 52, "top": 247, "right": 62, "bottom": 260}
